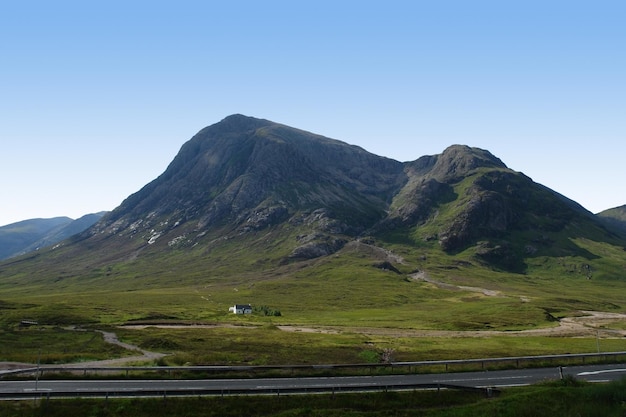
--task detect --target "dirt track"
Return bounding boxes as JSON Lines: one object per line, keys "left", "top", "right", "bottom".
{"left": 276, "top": 310, "right": 626, "bottom": 338}
{"left": 57, "top": 330, "right": 168, "bottom": 368}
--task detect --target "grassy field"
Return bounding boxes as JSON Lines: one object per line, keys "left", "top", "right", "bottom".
{"left": 1, "top": 225, "right": 625, "bottom": 366}
{"left": 2, "top": 262, "right": 626, "bottom": 366}
{"left": 108, "top": 326, "right": 626, "bottom": 367}
{"left": 2, "top": 322, "right": 625, "bottom": 367}
{"left": 1, "top": 377, "right": 625, "bottom": 417}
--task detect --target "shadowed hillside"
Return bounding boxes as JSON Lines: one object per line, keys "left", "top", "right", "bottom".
{"left": 597, "top": 205, "right": 626, "bottom": 238}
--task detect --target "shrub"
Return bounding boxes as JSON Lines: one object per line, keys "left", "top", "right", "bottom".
{"left": 254, "top": 305, "right": 282, "bottom": 317}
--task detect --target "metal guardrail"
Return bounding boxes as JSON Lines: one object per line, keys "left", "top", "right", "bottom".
{"left": 2, "top": 351, "right": 626, "bottom": 379}
{"left": 393, "top": 350, "right": 626, "bottom": 371}
{"left": 0, "top": 382, "right": 498, "bottom": 400}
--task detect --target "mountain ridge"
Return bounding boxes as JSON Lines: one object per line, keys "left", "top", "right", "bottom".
{"left": 1, "top": 115, "right": 624, "bottom": 292}
{"left": 0, "top": 212, "right": 105, "bottom": 261}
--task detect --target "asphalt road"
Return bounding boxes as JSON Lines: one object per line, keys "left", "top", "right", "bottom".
{"left": 1, "top": 363, "right": 625, "bottom": 399}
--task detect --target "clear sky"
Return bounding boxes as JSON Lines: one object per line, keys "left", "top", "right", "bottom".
{"left": 1, "top": 1, "right": 625, "bottom": 226}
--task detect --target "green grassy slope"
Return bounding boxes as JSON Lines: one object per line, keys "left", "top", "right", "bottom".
{"left": 1, "top": 216, "right": 624, "bottom": 331}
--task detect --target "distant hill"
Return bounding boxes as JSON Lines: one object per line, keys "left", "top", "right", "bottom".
{"left": 0, "top": 114, "right": 624, "bottom": 293}
{"left": 597, "top": 205, "right": 626, "bottom": 237}
{"left": 0, "top": 212, "right": 106, "bottom": 260}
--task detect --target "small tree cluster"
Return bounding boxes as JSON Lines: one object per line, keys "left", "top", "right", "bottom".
{"left": 254, "top": 305, "right": 282, "bottom": 316}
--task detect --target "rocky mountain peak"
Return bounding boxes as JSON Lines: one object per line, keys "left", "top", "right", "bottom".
{"left": 428, "top": 145, "right": 507, "bottom": 182}
{"left": 91, "top": 115, "right": 405, "bottom": 248}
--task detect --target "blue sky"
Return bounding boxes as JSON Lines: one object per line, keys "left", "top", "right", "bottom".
{"left": 1, "top": 1, "right": 625, "bottom": 226}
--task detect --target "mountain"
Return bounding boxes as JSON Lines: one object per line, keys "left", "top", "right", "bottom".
{"left": 0, "top": 115, "right": 624, "bottom": 292}
{"left": 0, "top": 212, "right": 106, "bottom": 260}
{"left": 102, "top": 114, "right": 404, "bottom": 236}
{"left": 0, "top": 217, "right": 71, "bottom": 260}
{"left": 597, "top": 205, "right": 626, "bottom": 238}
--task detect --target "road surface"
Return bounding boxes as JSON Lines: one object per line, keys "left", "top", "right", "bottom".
{"left": 1, "top": 363, "right": 625, "bottom": 399}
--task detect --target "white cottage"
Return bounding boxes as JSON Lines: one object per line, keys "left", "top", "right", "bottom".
{"left": 229, "top": 304, "right": 252, "bottom": 314}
